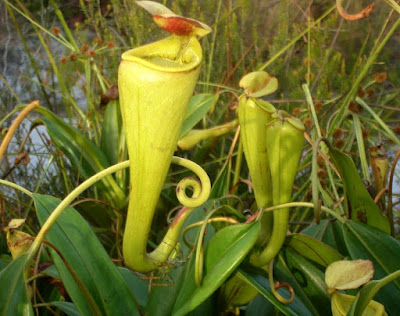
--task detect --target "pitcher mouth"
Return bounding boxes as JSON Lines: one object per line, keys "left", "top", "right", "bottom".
{"left": 121, "top": 35, "right": 202, "bottom": 73}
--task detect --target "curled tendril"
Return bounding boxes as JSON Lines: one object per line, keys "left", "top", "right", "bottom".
{"left": 172, "top": 156, "right": 211, "bottom": 208}
{"left": 336, "top": 0, "right": 374, "bottom": 21}
{"left": 268, "top": 259, "right": 295, "bottom": 304}
{"left": 145, "top": 157, "right": 211, "bottom": 271}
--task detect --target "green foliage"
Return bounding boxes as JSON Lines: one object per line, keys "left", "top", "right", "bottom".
{"left": 327, "top": 142, "right": 391, "bottom": 233}
{"left": 34, "top": 194, "right": 140, "bottom": 315}
{"left": 0, "top": 0, "right": 400, "bottom": 315}
{"left": 0, "top": 254, "right": 33, "bottom": 315}
{"left": 173, "top": 222, "right": 260, "bottom": 315}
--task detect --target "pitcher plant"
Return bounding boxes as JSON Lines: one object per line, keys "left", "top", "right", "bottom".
{"left": 119, "top": 1, "right": 211, "bottom": 272}
{"left": 250, "top": 110, "right": 305, "bottom": 267}
{"left": 238, "top": 71, "right": 278, "bottom": 245}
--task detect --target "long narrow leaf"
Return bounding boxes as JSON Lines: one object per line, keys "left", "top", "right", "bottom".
{"left": 173, "top": 222, "right": 260, "bottom": 316}
{"left": 342, "top": 220, "right": 400, "bottom": 315}
{"left": 237, "top": 268, "right": 310, "bottom": 316}
{"left": 327, "top": 144, "right": 390, "bottom": 234}
{"left": 34, "top": 194, "right": 140, "bottom": 316}
{"left": 286, "top": 233, "right": 343, "bottom": 267}
{"left": 34, "top": 106, "right": 126, "bottom": 206}
{"left": 275, "top": 248, "right": 331, "bottom": 315}
{"left": 0, "top": 254, "right": 33, "bottom": 315}
{"left": 179, "top": 94, "right": 218, "bottom": 139}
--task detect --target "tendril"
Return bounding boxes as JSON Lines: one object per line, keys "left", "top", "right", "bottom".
{"left": 268, "top": 259, "right": 295, "bottom": 304}
{"left": 336, "top": 0, "right": 374, "bottom": 21}
{"left": 172, "top": 156, "right": 211, "bottom": 208}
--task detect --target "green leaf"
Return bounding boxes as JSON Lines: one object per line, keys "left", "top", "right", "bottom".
{"left": 245, "top": 294, "right": 277, "bottom": 315}
{"left": 209, "top": 205, "right": 246, "bottom": 231}
{"left": 237, "top": 268, "right": 311, "bottom": 316}
{"left": 100, "top": 100, "right": 124, "bottom": 166}
{"left": 275, "top": 247, "right": 331, "bottom": 315}
{"left": 146, "top": 201, "right": 215, "bottom": 316}
{"left": 49, "top": 301, "right": 80, "bottom": 316}
{"left": 218, "top": 272, "right": 258, "bottom": 309}
{"left": 118, "top": 267, "right": 149, "bottom": 308}
{"left": 348, "top": 269, "right": 400, "bottom": 316}
{"left": 179, "top": 94, "right": 218, "bottom": 139}
{"left": 73, "top": 200, "right": 114, "bottom": 228}
{"left": 208, "top": 160, "right": 231, "bottom": 200}
{"left": 34, "top": 194, "right": 140, "bottom": 316}
{"left": 342, "top": 220, "right": 400, "bottom": 315}
{"left": 38, "top": 264, "right": 60, "bottom": 279}
{"left": 328, "top": 145, "right": 390, "bottom": 233}
{"left": 301, "top": 220, "right": 349, "bottom": 257}
{"left": 173, "top": 222, "right": 260, "bottom": 316}
{"left": 0, "top": 254, "right": 11, "bottom": 271}
{"left": 0, "top": 254, "right": 33, "bottom": 315}
{"left": 34, "top": 106, "right": 126, "bottom": 206}
{"left": 0, "top": 232, "right": 8, "bottom": 254}
{"left": 146, "top": 263, "right": 186, "bottom": 316}
{"left": 286, "top": 233, "right": 343, "bottom": 267}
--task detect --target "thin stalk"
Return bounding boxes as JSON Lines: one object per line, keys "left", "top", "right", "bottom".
{"left": 290, "top": 179, "right": 311, "bottom": 232}
{"left": 5, "top": 4, "right": 52, "bottom": 109}
{"left": 23, "top": 156, "right": 54, "bottom": 219}
{"left": 258, "top": 5, "right": 336, "bottom": 71}
{"left": 49, "top": 0, "right": 79, "bottom": 51}
{"left": 383, "top": 0, "right": 400, "bottom": 14}
{"left": 182, "top": 216, "right": 239, "bottom": 249}
{"left": 6, "top": 1, "right": 75, "bottom": 51}
{"left": 12, "top": 0, "right": 86, "bottom": 122}
{"left": 387, "top": 148, "right": 400, "bottom": 236}
{"left": 325, "top": 161, "right": 345, "bottom": 216}
{"left": 329, "top": 16, "right": 400, "bottom": 135}
{"left": 84, "top": 59, "right": 100, "bottom": 143}
{"left": 356, "top": 97, "right": 400, "bottom": 146}
{"left": 351, "top": 113, "right": 370, "bottom": 182}
{"left": 25, "top": 160, "right": 130, "bottom": 266}
{"left": 205, "top": 0, "right": 222, "bottom": 92}
{"left": 306, "top": 1, "right": 311, "bottom": 86}
{"left": 268, "top": 259, "right": 294, "bottom": 304}
{"left": 0, "top": 101, "right": 40, "bottom": 162}
{"left": 0, "top": 74, "right": 22, "bottom": 104}
{"left": 195, "top": 207, "right": 220, "bottom": 286}
{"left": 0, "top": 179, "right": 33, "bottom": 198}
{"left": 312, "top": 137, "right": 325, "bottom": 222}
{"left": 259, "top": 202, "right": 344, "bottom": 223}
{"left": 303, "top": 84, "right": 322, "bottom": 138}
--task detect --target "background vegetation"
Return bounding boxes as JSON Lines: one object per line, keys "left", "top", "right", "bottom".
{"left": 0, "top": 0, "right": 400, "bottom": 314}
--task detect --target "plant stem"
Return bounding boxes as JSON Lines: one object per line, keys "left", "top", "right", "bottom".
{"left": 0, "top": 179, "right": 33, "bottom": 198}
{"left": 351, "top": 113, "right": 370, "bottom": 182}
{"left": 0, "top": 101, "right": 40, "bottom": 162}
{"left": 258, "top": 5, "right": 336, "bottom": 71}
{"left": 329, "top": 16, "right": 400, "bottom": 135}
{"left": 259, "top": 202, "right": 344, "bottom": 223}
{"left": 356, "top": 97, "right": 400, "bottom": 146}
{"left": 25, "top": 160, "right": 130, "bottom": 266}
